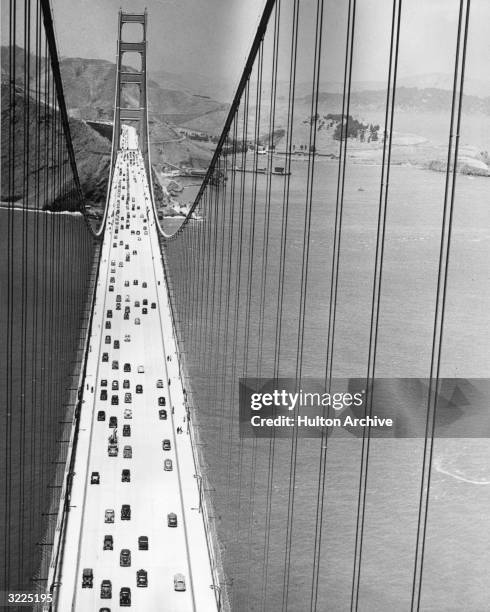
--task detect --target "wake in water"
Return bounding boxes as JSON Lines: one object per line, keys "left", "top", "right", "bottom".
{"left": 434, "top": 457, "right": 490, "bottom": 485}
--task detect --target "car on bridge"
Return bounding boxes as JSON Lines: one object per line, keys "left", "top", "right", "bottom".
{"left": 97, "top": 411, "right": 106, "bottom": 421}
{"left": 122, "top": 469, "right": 130, "bottom": 482}
{"left": 120, "top": 587, "right": 131, "bottom": 607}
{"left": 167, "top": 512, "right": 177, "bottom": 527}
{"left": 123, "top": 425, "right": 131, "bottom": 436}
{"left": 100, "top": 580, "right": 112, "bottom": 599}
{"left": 120, "top": 549, "right": 131, "bottom": 567}
{"left": 136, "top": 569, "right": 148, "bottom": 587}
{"left": 121, "top": 504, "right": 131, "bottom": 520}
{"left": 138, "top": 536, "right": 148, "bottom": 550}
{"left": 164, "top": 459, "right": 173, "bottom": 471}
{"left": 81, "top": 568, "right": 93, "bottom": 588}
{"left": 91, "top": 472, "right": 100, "bottom": 485}
{"left": 103, "top": 535, "right": 113, "bottom": 550}
{"left": 174, "top": 574, "right": 186, "bottom": 592}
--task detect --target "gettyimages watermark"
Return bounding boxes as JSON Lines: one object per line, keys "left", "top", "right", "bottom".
{"left": 239, "top": 378, "right": 490, "bottom": 438}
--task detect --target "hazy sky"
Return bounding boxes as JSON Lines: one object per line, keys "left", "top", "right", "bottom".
{"left": 40, "top": 0, "right": 490, "bottom": 88}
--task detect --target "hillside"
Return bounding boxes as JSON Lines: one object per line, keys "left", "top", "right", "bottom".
{"left": 0, "top": 82, "right": 111, "bottom": 210}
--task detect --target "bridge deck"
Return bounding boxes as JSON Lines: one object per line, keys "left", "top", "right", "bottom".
{"left": 55, "top": 127, "right": 217, "bottom": 611}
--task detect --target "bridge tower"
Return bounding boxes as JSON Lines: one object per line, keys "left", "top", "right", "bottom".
{"left": 112, "top": 11, "right": 150, "bottom": 172}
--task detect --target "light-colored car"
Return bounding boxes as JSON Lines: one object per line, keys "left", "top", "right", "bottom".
{"left": 123, "top": 445, "right": 132, "bottom": 459}
{"left": 156, "top": 379, "right": 163, "bottom": 388}
{"left": 164, "top": 459, "right": 173, "bottom": 471}
{"left": 135, "top": 318, "right": 140, "bottom": 325}
{"left": 137, "top": 365, "right": 144, "bottom": 374}
{"left": 174, "top": 574, "right": 186, "bottom": 592}
{"left": 124, "top": 408, "right": 132, "bottom": 419}
{"left": 104, "top": 509, "right": 115, "bottom": 523}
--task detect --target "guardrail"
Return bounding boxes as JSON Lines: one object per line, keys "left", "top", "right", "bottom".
{"left": 159, "top": 247, "right": 228, "bottom": 612}
{"left": 43, "top": 241, "right": 102, "bottom": 611}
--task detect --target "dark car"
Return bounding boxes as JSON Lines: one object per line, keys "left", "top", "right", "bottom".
{"left": 158, "top": 397, "right": 166, "bottom": 406}
{"left": 162, "top": 439, "right": 171, "bottom": 451}
{"left": 138, "top": 536, "right": 148, "bottom": 551}
{"left": 142, "top": 299, "right": 148, "bottom": 306}
{"left": 123, "top": 379, "right": 130, "bottom": 389}
{"left": 120, "top": 548, "right": 131, "bottom": 567}
{"left": 107, "top": 309, "right": 113, "bottom": 318}
{"left": 114, "top": 340, "right": 120, "bottom": 349}
{"left": 121, "top": 504, "right": 131, "bottom": 520}
{"left": 109, "top": 416, "right": 118, "bottom": 428}
{"left": 82, "top": 568, "right": 93, "bottom": 588}
{"left": 91, "top": 471, "right": 100, "bottom": 485}
{"left": 112, "top": 380, "right": 119, "bottom": 390}
{"left": 151, "top": 302, "right": 156, "bottom": 309}
{"left": 159, "top": 409, "right": 167, "bottom": 420}
{"left": 133, "top": 279, "right": 138, "bottom": 285}
{"left": 124, "top": 312, "right": 129, "bottom": 320}
{"left": 142, "top": 308, "right": 148, "bottom": 315}
{"left": 122, "top": 469, "right": 130, "bottom": 482}
{"left": 123, "top": 424, "right": 131, "bottom": 437}
{"left": 103, "top": 535, "right": 113, "bottom": 551}
{"left": 116, "top": 303, "right": 121, "bottom": 311}
{"left": 101, "top": 379, "right": 108, "bottom": 387}
{"left": 124, "top": 363, "right": 131, "bottom": 372}
{"left": 142, "top": 282, "right": 147, "bottom": 288}
{"left": 136, "top": 385, "right": 143, "bottom": 394}
{"left": 97, "top": 410, "right": 106, "bottom": 421}
{"left": 100, "top": 390, "right": 107, "bottom": 401}
{"left": 105, "top": 321, "right": 111, "bottom": 329}
{"left": 100, "top": 580, "right": 112, "bottom": 599}
{"left": 120, "top": 587, "right": 131, "bottom": 607}
{"left": 111, "top": 395, "right": 119, "bottom": 406}
{"left": 102, "top": 352, "right": 109, "bottom": 362}
{"left": 136, "top": 569, "right": 148, "bottom": 587}
{"left": 167, "top": 512, "right": 177, "bottom": 527}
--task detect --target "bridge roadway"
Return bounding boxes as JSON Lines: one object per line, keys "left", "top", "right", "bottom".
{"left": 55, "top": 126, "right": 218, "bottom": 611}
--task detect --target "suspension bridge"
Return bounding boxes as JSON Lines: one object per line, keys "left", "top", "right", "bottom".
{"left": 2, "top": 0, "right": 488, "bottom": 611}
